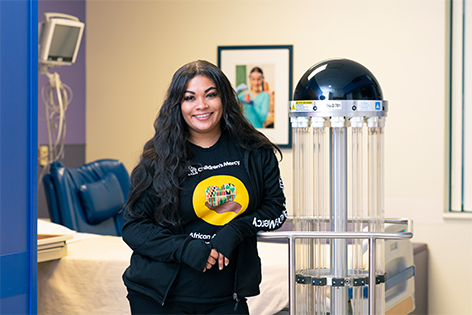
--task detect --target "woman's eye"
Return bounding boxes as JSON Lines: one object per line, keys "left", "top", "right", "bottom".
{"left": 183, "top": 95, "right": 195, "bottom": 101}
{"left": 207, "top": 92, "right": 218, "bottom": 98}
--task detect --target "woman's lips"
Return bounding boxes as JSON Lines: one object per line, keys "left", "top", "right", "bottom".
{"left": 194, "top": 113, "right": 212, "bottom": 120}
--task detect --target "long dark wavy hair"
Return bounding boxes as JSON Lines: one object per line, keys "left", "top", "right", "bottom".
{"left": 125, "top": 60, "right": 281, "bottom": 226}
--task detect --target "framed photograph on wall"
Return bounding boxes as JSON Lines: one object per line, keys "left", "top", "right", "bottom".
{"left": 217, "top": 45, "right": 293, "bottom": 148}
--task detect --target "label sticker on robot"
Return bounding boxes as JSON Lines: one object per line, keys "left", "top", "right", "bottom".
{"left": 358, "top": 101, "right": 370, "bottom": 111}
{"left": 358, "top": 101, "right": 382, "bottom": 111}
{"left": 291, "top": 101, "right": 314, "bottom": 112}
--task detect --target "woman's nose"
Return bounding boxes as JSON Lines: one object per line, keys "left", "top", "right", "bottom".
{"left": 195, "top": 97, "right": 208, "bottom": 109}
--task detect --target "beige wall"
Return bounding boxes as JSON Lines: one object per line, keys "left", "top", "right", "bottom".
{"left": 87, "top": 0, "right": 472, "bottom": 314}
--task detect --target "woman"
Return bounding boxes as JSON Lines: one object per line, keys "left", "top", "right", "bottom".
{"left": 238, "top": 67, "right": 270, "bottom": 129}
{"left": 122, "top": 60, "right": 287, "bottom": 314}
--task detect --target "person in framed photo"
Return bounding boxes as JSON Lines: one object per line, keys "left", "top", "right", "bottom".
{"left": 237, "top": 67, "right": 272, "bottom": 129}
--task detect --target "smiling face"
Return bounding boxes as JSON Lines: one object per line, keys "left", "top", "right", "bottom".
{"left": 249, "top": 71, "right": 263, "bottom": 91}
{"left": 181, "top": 75, "right": 223, "bottom": 147}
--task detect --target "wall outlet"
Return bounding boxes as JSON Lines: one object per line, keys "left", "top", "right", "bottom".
{"left": 39, "top": 145, "right": 49, "bottom": 166}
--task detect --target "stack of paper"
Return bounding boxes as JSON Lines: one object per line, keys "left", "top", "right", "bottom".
{"left": 38, "top": 234, "right": 73, "bottom": 263}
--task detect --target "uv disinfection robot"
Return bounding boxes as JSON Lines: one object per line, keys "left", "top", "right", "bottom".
{"left": 274, "top": 58, "right": 413, "bottom": 315}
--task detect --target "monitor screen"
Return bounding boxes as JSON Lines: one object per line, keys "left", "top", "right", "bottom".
{"left": 39, "top": 14, "right": 84, "bottom": 67}
{"left": 47, "top": 25, "right": 82, "bottom": 63}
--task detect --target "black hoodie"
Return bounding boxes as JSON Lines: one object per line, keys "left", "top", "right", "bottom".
{"left": 122, "top": 142, "right": 287, "bottom": 306}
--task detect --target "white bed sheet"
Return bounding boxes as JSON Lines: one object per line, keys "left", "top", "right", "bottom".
{"left": 37, "top": 221, "right": 288, "bottom": 315}
{"left": 247, "top": 242, "right": 288, "bottom": 315}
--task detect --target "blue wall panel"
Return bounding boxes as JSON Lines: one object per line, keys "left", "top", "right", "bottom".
{"left": 0, "top": 294, "right": 29, "bottom": 315}
{"left": 0, "top": 0, "right": 38, "bottom": 313}
{"left": 0, "top": 0, "right": 29, "bottom": 255}
{"left": 0, "top": 252, "right": 29, "bottom": 298}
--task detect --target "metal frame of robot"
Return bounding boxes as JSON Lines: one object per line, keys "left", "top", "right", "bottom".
{"left": 258, "top": 218, "right": 413, "bottom": 315}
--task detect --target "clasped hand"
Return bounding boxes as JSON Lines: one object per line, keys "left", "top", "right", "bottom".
{"left": 203, "top": 248, "right": 229, "bottom": 272}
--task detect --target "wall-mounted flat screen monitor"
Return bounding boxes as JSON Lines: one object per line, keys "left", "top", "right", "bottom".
{"left": 39, "top": 13, "right": 84, "bottom": 66}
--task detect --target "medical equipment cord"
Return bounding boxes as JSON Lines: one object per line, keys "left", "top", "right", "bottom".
{"left": 38, "top": 71, "right": 73, "bottom": 185}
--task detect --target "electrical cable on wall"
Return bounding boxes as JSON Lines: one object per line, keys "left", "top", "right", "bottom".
{"left": 38, "top": 71, "right": 73, "bottom": 183}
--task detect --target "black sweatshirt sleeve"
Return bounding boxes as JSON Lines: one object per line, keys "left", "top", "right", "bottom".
{"left": 121, "top": 191, "right": 211, "bottom": 272}
{"left": 210, "top": 148, "right": 287, "bottom": 258}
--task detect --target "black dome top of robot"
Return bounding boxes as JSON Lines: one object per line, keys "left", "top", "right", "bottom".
{"left": 293, "top": 59, "right": 383, "bottom": 101}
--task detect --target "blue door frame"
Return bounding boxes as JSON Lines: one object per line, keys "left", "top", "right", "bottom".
{"left": 0, "top": 0, "right": 38, "bottom": 313}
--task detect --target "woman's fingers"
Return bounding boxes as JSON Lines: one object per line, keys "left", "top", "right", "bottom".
{"left": 204, "top": 249, "right": 218, "bottom": 272}
{"left": 207, "top": 255, "right": 216, "bottom": 266}
{"left": 218, "top": 252, "right": 230, "bottom": 270}
{"left": 208, "top": 249, "right": 218, "bottom": 264}
{"left": 209, "top": 249, "right": 219, "bottom": 260}
{"left": 204, "top": 249, "right": 230, "bottom": 272}
{"left": 218, "top": 253, "right": 224, "bottom": 270}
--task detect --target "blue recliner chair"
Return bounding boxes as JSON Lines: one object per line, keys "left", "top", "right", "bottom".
{"left": 42, "top": 159, "right": 130, "bottom": 236}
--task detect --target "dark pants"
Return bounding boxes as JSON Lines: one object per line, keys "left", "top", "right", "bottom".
{"left": 126, "top": 289, "right": 249, "bottom": 315}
